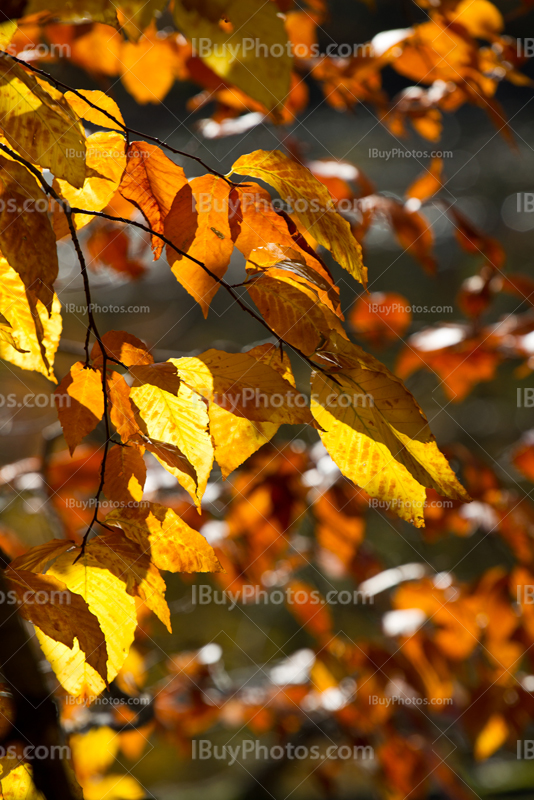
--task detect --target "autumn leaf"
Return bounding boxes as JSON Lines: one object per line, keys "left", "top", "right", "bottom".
{"left": 107, "top": 370, "right": 140, "bottom": 442}
{"left": 474, "top": 713, "right": 508, "bottom": 760}
{"left": 171, "top": 348, "right": 311, "bottom": 424}
{"left": 103, "top": 444, "right": 146, "bottom": 504}
{"left": 64, "top": 88, "right": 124, "bottom": 131}
{"left": 91, "top": 330, "right": 153, "bottom": 368}
{"left": 52, "top": 131, "right": 126, "bottom": 236}
{"left": 129, "top": 375, "right": 213, "bottom": 506}
{"left": 173, "top": 0, "right": 291, "bottom": 112}
{"left": 85, "top": 533, "right": 171, "bottom": 633}
{"left": 55, "top": 362, "right": 105, "bottom": 455}
{"left": 37, "top": 548, "right": 137, "bottom": 696}
{"left": 105, "top": 501, "right": 223, "bottom": 573}
{"left": 246, "top": 267, "right": 347, "bottom": 356}
{"left": 232, "top": 150, "right": 366, "bottom": 285}
{"left": 0, "top": 156, "right": 58, "bottom": 310}
{"left": 406, "top": 157, "right": 443, "bottom": 203}
{"left": 310, "top": 333, "right": 470, "bottom": 526}
{"left": 5, "top": 567, "right": 108, "bottom": 680}
{"left": 165, "top": 174, "right": 233, "bottom": 316}
{"left": 206, "top": 344, "right": 296, "bottom": 479}
{"left": 119, "top": 141, "right": 188, "bottom": 259}
{"left": 350, "top": 291, "right": 412, "bottom": 347}
{"left": 0, "top": 56, "right": 86, "bottom": 187}
{"left": 10, "top": 539, "right": 73, "bottom": 572}
{"left": 0, "top": 255, "right": 62, "bottom": 381}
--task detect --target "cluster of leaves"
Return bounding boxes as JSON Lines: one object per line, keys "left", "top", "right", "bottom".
{"left": 0, "top": 0, "right": 532, "bottom": 799}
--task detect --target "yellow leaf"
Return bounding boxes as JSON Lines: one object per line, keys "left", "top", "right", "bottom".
{"left": 0, "top": 256, "right": 61, "bottom": 381}
{"left": 106, "top": 501, "right": 223, "bottom": 573}
{"left": 119, "top": 142, "right": 187, "bottom": 259}
{"left": 52, "top": 131, "right": 126, "bottom": 236}
{"left": 0, "top": 56, "right": 86, "bottom": 187}
{"left": 130, "top": 379, "right": 213, "bottom": 506}
{"left": 71, "top": 726, "right": 119, "bottom": 784}
{"left": 0, "top": 157, "right": 58, "bottom": 311}
{"left": 6, "top": 567, "right": 108, "bottom": 680}
{"left": 232, "top": 150, "right": 366, "bottom": 284}
{"left": 55, "top": 362, "right": 105, "bottom": 455}
{"left": 0, "top": 760, "right": 44, "bottom": 800}
{"left": 474, "top": 713, "right": 508, "bottom": 760}
{"left": 190, "top": 344, "right": 295, "bottom": 479}
{"left": 64, "top": 89, "right": 124, "bottom": 131}
{"left": 39, "top": 549, "right": 137, "bottom": 695}
{"left": 310, "top": 333, "right": 470, "bottom": 527}
{"left": 165, "top": 175, "right": 233, "bottom": 316}
{"left": 173, "top": 0, "right": 291, "bottom": 112}
{"left": 246, "top": 269, "right": 347, "bottom": 356}
{"left": 10, "top": 539, "right": 73, "bottom": 572}
{"left": 103, "top": 444, "right": 146, "bottom": 504}
{"left": 172, "top": 348, "right": 311, "bottom": 424}
{"left": 0, "top": 22, "right": 17, "bottom": 50}
{"left": 86, "top": 532, "right": 171, "bottom": 632}
{"left": 82, "top": 774, "right": 145, "bottom": 800}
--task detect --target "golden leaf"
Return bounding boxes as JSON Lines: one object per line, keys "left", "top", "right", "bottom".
{"left": 55, "top": 362, "right": 105, "bottom": 455}
{"left": 119, "top": 141, "right": 187, "bottom": 259}
{"left": 106, "top": 501, "right": 223, "bottom": 573}
{"left": 0, "top": 57, "right": 86, "bottom": 187}
{"left": 232, "top": 150, "right": 366, "bottom": 284}
{"left": 173, "top": 0, "right": 291, "bottom": 112}
{"left": 130, "top": 379, "right": 212, "bottom": 506}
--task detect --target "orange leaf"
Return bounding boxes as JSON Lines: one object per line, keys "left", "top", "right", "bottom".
{"left": 119, "top": 141, "right": 188, "bottom": 259}
{"left": 55, "top": 362, "right": 105, "bottom": 455}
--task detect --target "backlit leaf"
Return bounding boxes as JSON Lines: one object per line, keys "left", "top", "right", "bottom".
{"left": 0, "top": 156, "right": 58, "bottom": 310}
{"left": 106, "top": 501, "right": 223, "bottom": 573}
{"left": 0, "top": 56, "right": 86, "bottom": 187}
{"left": 119, "top": 142, "right": 187, "bottom": 259}
{"left": 232, "top": 150, "right": 366, "bottom": 284}
{"left": 38, "top": 548, "right": 137, "bottom": 695}
{"left": 5, "top": 567, "right": 108, "bottom": 680}
{"left": 64, "top": 89, "right": 124, "bottom": 131}
{"left": 165, "top": 174, "right": 233, "bottom": 316}
{"left": 310, "top": 333, "right": 470, "bottom": 526}
{"left": 103, "top": 444, "right": 146, "bottom": 504}
{"left": 0, "top": 256, "right": 61, "bottom": 381}
{"left": 173, "top": 0, "right": 291, "bottom": 112}
{"left": 55, "top": 362, "right": 105, "bottom": 455}
{"left": 129, "top": 377, "right": 213, "bottom": 506}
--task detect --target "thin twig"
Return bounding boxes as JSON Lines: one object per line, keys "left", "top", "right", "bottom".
{"left": 0, "top": 51, "right": 235, "bottom": 184}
